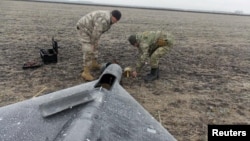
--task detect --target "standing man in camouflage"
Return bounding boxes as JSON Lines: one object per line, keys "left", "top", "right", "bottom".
{"left": 76, "top": 10, "right": 122, "bottom": 81}
{"left": 128, "top": 31, "right": 174, "bottom": 82}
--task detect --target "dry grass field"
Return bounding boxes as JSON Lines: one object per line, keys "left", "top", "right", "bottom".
{"left": 1, "top": 1, "right": 250, "bottom": 140}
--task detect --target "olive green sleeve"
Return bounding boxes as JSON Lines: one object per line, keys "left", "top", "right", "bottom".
{"left": 135, "top": 42, "right": 149, "bottom": 72}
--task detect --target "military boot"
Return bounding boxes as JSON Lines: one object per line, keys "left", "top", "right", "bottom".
{"left": 144, "top": 68, "right": 159, "bottom": 82}
{"left": 81, "top": 66, "right": 94, "bottom": 81}
{"left": 91, "top": 59, "right": 101, "bottom": 71}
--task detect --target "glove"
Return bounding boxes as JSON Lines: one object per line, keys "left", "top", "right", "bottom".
{"left": 156, "top": 38, "right": 167, "bottom": 46}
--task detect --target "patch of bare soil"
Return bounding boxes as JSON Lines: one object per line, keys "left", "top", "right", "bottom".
{"left": 1, "top": 1, "right": 250, "bottom": 140}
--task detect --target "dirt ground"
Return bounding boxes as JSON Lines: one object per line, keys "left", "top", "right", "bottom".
{"left": 1, "top": 1, "right": 250, "bottom": 140}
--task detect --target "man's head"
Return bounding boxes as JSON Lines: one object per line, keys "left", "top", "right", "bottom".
{"left": 128, "top": 34, "right": 139, "bottom": 47}
{"left": 111, "top": 10, "right": 121, "bottom": 24}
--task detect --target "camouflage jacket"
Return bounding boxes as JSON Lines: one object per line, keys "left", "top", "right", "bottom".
{"left": 76, "top": 10, "right": 112, "bottom": 46}
{"left": 135, "top": 31, "right": 174, "bottom": 72}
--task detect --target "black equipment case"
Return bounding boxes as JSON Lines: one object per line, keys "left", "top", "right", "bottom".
{"left": 40, "top": 38, "right": 58, "bottom": 64}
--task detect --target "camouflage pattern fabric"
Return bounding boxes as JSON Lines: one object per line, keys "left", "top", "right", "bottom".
{"left": 76, "top": 10, "right": 112, "bottom": 47}
{"left": 76, "top": 10, "right": 112, "bottom": 67}
{"left": 76, "top": 27, "right": 98, "bottom": 67}
{"left": 135, "top": 31, "right": 174, "bottom": 72}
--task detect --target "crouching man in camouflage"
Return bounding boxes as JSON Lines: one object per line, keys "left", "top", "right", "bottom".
{"left": 128, "top": 31, "right": 174, "bottom": 82}
{"left": 76, "top": 10, "right": 122, "bottom": 81}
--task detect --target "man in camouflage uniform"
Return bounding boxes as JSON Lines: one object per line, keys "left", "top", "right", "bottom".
{"left": 128, "top": 31, "right": 174, "bottom": 82}
{"left": 76, "top": 10, "right": 122, "bottom": 81}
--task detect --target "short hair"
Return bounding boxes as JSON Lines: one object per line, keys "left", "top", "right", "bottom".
{"left": 128, "top": 35, "right": 137, "bottom": 45}
{"left": 111, "top": 10, "right": 122, "bottom": 21}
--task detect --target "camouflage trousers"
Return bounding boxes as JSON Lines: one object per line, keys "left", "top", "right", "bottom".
{"left": 76, "top": 27, "right": 99, "bottom": 67}
{"left": 150, "top": 45, "right": 172, "bottom": 69}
